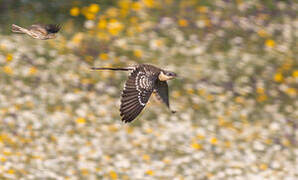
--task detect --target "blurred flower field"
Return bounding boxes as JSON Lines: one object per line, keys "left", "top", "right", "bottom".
{"left": 0, "top": 0, "right": 297, "bottom": 179}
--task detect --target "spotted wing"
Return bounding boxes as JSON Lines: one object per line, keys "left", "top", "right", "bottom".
{"left": 120, "top": 67, "right": 157, "bottom": 123}
{"left": 154, "top": 80, "right": 170, "bottom": 108}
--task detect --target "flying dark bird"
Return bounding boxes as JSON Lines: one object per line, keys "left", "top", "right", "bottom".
{"left": 11, "top": 24, "right": 61, "bottom": 40}
{"left": 91, "top": 64, "right": 177, "bottom": 123}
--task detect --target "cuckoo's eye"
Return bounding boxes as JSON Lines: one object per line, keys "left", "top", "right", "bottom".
{"left": 166, "top": 72, "right": 177, "bottom": 77}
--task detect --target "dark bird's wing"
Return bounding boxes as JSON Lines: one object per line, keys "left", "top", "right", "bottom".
{"left": 29, "top": 24, "right": 48, "bottom": 35}
{"left": 154, "top": 80, "right": 169, "bottom": 108}
{"left": 120, "top": 66, "right": 157, "bottom": 123}
{"left": 45, "top": 24, "right": 61, "bottom": 33}
{"left": 154, "top": 80, "right": 176, "bottom": 113}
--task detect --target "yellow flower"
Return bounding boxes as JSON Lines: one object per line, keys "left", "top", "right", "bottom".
{"left": 0, "top": 44, "right": 6, "bottom": 50}
{"left": 7, "top": 169, "right": 14, "bottom": 174}
{"left": 118, "top": 0, "right": 130, "bottom": 9}
{"left": 72, "top": 33, "right": 84, "bottom": 45}
{"left": 120, "top": 8, "right": 129, "bottom": 17}
{"left": 108, "top": 124, "right": 119, "bottom": 132}
{"left": 145, "top": 170, "right": 155, "bottom": 176}
{"left": 292, "top": 70, "right": 298, "bottom": 78}
{"left": 108, "top": 19, "right": 124, "bottom": 35}
{"left": 81, "top": 78, "right": 93, "bottom": 84}
{"left": 6, "top": 54, "right": 13, "bottom": 62}
{"left": 187, "top": 88, "right": 194, "bottom": 94}
{"left": 235, "top": 97, "right": 244, "bottom": 104}
{"left": 109, "top": 171, "right": 118, "bottom": 180}
{"left": 191, "top": 142, "right": 202, "bottom": 150}
{"left": 3, "top": 150, "right": 12, "bottom": 156}
{"left": 210, "top": 137, "right": 217, "bottom": 145}
{"left": 207, "top": 94, "right": 214, "bottom": 101}
{"left": 133, "top": 49, "right": 143, "bottom": 58}
{"left": 178, "top": 19, "right": 188, "bottom": 27}
{"left": 153, "top": 39, "right": 163, "bottom": 47}
{"left": 282, "top": 138, "right": 290, "bottom": 147}
{"left": 196, "top": 134, "right": 205, "bottom": 140}
{"left": 130, "top": 17, "right": 138, "bottom": 24}
{"left": 163, "top": 157, "right": 171, "bottom": 164}
{"left": 285, "top": 88, "right": 296, "bottom": 96}
{"left": 81, "top": 168, "right": 89, "bottom": 175}
{"left": 204, "top": 18, "right": 211, "bottom": 27}
{"left": 145, "top": 128, "right": 153, "bottom": 133}
{"left": 76, "top": 117, "right": 86, "bottom": 124}
{"left": 259, "top": 163, "right": 268, "bottom": 170}
{"left": 29, "top": 67, "right": 38, "bottom": 75}
{"left": 198, "top": 89, "right": 205, "bottom": 96}
{"left": 89, "top": 4, "right": 100, "bottom": 13}
{"left": 143, "top": 0, "right": 155, "bottom": 8}
{"left": 265, "top": 39, "right": 275, "bottom": 48}
{"left": 218, "top": 116, "right": 226, "bottom": 126}
{"left": 165, "top": 0, "right": 173, "bottom": 4}
{"left": 70, "top": 7, "right": 80, "bottom": 16}
{"left": 143, "top": 154, "right": 151, "bottom": 161}
{"left": 224, "top": 141, "right": 231, "bottom": 148}
{"left": 274, "top": 73, "right": 283, "bottom": 82}
{"left": 97, "top": 19, "right": 107, "bottom": 29}
{"left": 85, "top": 12, "right": 95, "bottom": 20}
{"left": 3, "top": 66, "right": 13, "bottom": 75}
{"left": 0, "top": 156, "right": 6, "bottom": 162}
{"left": 106, "top": 8, "right": 118, "bottom": 17}
{"left": 257, "top": 94, "right": 267, "bottom": 102}
{"left": 126, "top": 126, "right": 134, "bottom": 134}
{"left": 132, "top": 2, "right": 142, "bottom": 11}
{"left": 197, "top": 6, "right": 208, "bottom": 13}
{"left": 257, "top": 29, "right": 268, "bottom": 37}
{"left": 97, "top": 32, "right": 110, "bottom": 41}
{"left": 99, "top": 53, "right": 109, "bottom": 60}
{"left": 256, "top": 87, "right": 264, "bottom": 94}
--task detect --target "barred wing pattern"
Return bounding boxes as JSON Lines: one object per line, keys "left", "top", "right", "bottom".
{"left": 120, "top": 66, "right": 158, "bottom": 123}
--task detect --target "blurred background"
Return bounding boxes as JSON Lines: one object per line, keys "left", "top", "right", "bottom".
{"left": 0, "top": 0, "right": 297, "bottom": 179}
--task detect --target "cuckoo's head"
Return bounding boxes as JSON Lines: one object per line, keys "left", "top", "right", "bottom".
{"left": 158, "top": 70, "right": 177, "bottom": 81}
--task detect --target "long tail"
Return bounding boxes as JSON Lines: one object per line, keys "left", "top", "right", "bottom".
{"left": 91, "top": 67, "right": 134, "bottom": 71}
{"left": 11, "top": 24, "right": 27, "bottom": 33}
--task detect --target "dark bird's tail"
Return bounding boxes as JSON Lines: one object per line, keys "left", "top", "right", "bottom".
{"left": 91, "top": 67, "right": 134, "bottom": 71}
{"left": 11, "top": 24, "right": 26, "bottom": 33}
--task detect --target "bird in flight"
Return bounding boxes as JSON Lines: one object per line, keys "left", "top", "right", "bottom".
{"left": 91, "top": 64, "right": 177, "bottom": 123}
{"left": 11, "top": 24, "right": 61, "bottom": 40}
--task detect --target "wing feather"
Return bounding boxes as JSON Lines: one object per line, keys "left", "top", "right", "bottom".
{"left": 154, "top": 80, "right": 170, "bottom": 108}
{"left": 120, "top": 65, "right": 158, "bottom": 122}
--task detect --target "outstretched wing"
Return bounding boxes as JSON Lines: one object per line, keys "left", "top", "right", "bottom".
{"left": 154, "top": 80, "right": 169, "bottom": 108}
{"left": 120, "top": 66, "right": 157, "bottom": 123}
{"left": 29, "top": 24, "right": 48, "bottom": 35}
{"left": 154, "top": 80, "right": 176, "bottom": 113}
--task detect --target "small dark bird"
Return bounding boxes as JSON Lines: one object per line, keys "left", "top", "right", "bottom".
{"left": 11, "top": 24, "right": 61, "bottom": 40}
{"left": 91, "top": 64, "right": 177, "bottom": 123}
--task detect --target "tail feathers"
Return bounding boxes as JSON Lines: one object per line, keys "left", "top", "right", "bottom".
{"left": 11, "top": 24, "right": 26, "bottom": 33}
{"left": 91, "top": 67, "right": 134, "bottom": 71}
